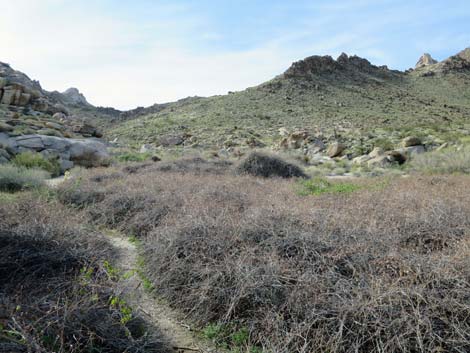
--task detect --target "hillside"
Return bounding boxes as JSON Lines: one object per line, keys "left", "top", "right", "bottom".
{"left": 108, "top": 49, "right": 470, "bottom": 155}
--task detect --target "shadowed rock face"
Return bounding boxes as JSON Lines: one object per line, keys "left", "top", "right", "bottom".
{"left": 282, "top": 52, "right": 397, "bottom": 81}
{"left": 415, "top": 53, "right": 438, "bottom": 69}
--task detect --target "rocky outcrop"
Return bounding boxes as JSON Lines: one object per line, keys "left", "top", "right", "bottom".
{"left": 415, "top": 53, "right": 438, "bottom": 69}
{"left": 283, "top": 53, "right": 397, "bottom": 80}
{"left": 0, "top": 133, "right": 110, "bottom": 172}
{"left": 414, "top": 48, "right": 470, "bottom": 75}
{"left": 61, "top": 87, "right": 90, "bottom": 106}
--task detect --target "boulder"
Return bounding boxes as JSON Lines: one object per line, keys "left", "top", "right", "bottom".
{"left": 45, "top": 121, "right": 64, "bottom": 130}
{"left": 352, "top": 155, "right": 371, "bottom": 165}
{"left": 16, "top": 136, "right": 45, "bottom": 151}
{"left": 159, "top": 134, "right": 185, "bottom": 147}
{"left": 368, "top": 155, "right": 391, "bottom": 168}
{"left": 69, "top": 139, "right": 110, "bottom": 167}
{"left": 72, "top": 121, "right": 103, "bottom": 138}
{"left": 52, "top": 112, "right": 67, "bottom": 121}
{"left": 327, "top": 142, "right": 346, "bottom": 158}
{"left": 401, "top": 145, "right": 426, "bottom": 156}
{"left": 401, "top": 136, "right": 422, "bottom": 147}
{"left": 278, "top": 127, "right": 289, "bottom": 137}
{"left": 0, "top": 122, "right": 13, "bottom": 132}
{"left": 369, "top": 147, "right": 385, "bottom": 158}
{"left": 1, "top": 87, "right": 18, "bottom": 105}
{"left": 0, "top": 77, "right": 7, "bottom": 89}
{"left": 388, "top": 150, "right": 407, "bottom": 164}
{"left": 18, "top": 93, "right": 31, "bottom": 106}
{"left": 415, "top": 53, "right": 438, "bottom": 69}
{"left": 140, "top": 144, "right": 155, "bottom": 153}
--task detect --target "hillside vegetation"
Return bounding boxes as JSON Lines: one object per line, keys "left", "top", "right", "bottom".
{"left": 108, "top": 52, "right": 470, "bottom": 154}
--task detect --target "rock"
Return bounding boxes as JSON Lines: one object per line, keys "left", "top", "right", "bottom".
{"left": 352, "top": 155, "right": 371, "bottom": 165}
{"left": 306, "top": 139, "right": 326, "bottom": 155}
{"left": 402, "top": 145, "right": 426, "bottom": 156}
{"left": 278, "top": 127, "right": 289, "bottom": 137}
{"left": 37, "top": 128, "right": 64, "bottom": 137}
{"left": 0, "top": 122, "right": 13, "bottom": 132}
{"left": 16, "top": 136, "right": 45, "bottom": 151}
{"left": 140, "top": 144, "right": 156, "bottom": 153}
{"left": 18, "top": 93, "right": 31, "bottom": 106}
{"left": 388, "top": 150, "right": 407, "bottom": 164}
{"left": 151, "top": 155, "right": 161, "bottom": 162}
{"left": 368, "top": 155, "right": 391, "bottom": 168}
{"left": 436, "top": 143, "right": 449, "bottom": 151}
{"left": 72, "top": 121, "right": 102, "bottom": 138}
{"left": 280, "top": 130, "right": 309, "bottom": 149}
{"left": 415, "top": 53, "right": 438, "bottom": 69}
{"left": 0, "top": 156, "right": 8, "bottom": 164}
{"left": 159, "top": 135, "right": 185, "bottom": 147}
{"left": 309, "top": 155, "right": 334, "bottom": 166}
{"left": 401, "top": 136, "right": 422, "bottom": 147}
{"left": 0, "top": 77, "right": 7, "bottom": 89}
{"left": 62, "top": 88, "right": 89, "bottom": 105}
{"left": 369, "top": 147, "right": 385, "bottom": 158}
{"left": 45, "top": 121, "right": 64, "bottom": 130}
{"left": 60, "top": 159, "right": 75, "bottom": 172}
{"left": 327, "top": 142, "right": 346, "bottom": 158}
{"left": 0, "top": 148, "right": 11, "bottom": 160}
{"left": 69, "top": 140, "right": 110, "bottom": 167}
{"left": 1, "top": 87, "right": 18, "bottom": 105}
{"left": 52, "top": 112, "right": 67, "bottom": 121}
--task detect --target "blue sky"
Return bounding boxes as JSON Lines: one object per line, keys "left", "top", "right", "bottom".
{"left": 1, "top": 0, "right": 469, "bottom": 109}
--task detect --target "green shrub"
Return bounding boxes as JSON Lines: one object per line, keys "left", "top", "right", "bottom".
{"left": 0, "top": 165, "right": 48, "bottom": 192}
{"left": 116, "top": 152, "right": 152, "bottom": 163}
{"left": 298, "top": 177, "right": 361, "bottom": 196}
{"left": 12, "top": 151, "right": 61, "bottom": 177}
{"left": 411, "top": 146, "right": 470, "bottom": 174}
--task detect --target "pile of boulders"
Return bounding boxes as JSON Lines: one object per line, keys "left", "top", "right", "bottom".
{"left": 0, "top": 132, "right": 109, "bottom": 172}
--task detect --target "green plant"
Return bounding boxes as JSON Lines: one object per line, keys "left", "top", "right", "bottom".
{"left": 12, "top": 151, "right": 61, "bottom": 177}
{"left": 298, "top": 178, "right": 361, "bottom": 196}
{"left": 0, "top": 165, "right": 48, "bottom": 192}
{"left": 116, "top": 151, "right": 152, "bottom": 163}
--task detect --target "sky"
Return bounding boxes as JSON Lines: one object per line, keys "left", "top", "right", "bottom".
{"left": 1, "top": 0, "right": 470, "bottom": 110}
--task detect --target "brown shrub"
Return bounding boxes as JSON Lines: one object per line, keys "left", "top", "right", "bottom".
{"left": 0, "top": 197, "right": 168, "bottom": 353}
{"left": 56, "top": 162, "right": 470, "bottom": 353}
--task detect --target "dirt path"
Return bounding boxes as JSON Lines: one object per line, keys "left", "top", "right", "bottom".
{"left": 110, "top": 236, "right": 219, "bottom": 353}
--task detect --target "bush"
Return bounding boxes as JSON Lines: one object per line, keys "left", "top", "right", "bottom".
{"left": 12, "top": 151, "right": 61, "bottom": 177}
{"left": 0, "top": 164, "right": 48, "bottom": 192}
{"left": 116, "top": 151, "right": 152, "bottom": 163}
{"left": 237, "top": 152, "right": 307, "bottom": 178}
{"left": 298, "top": 177, "right": 361, "bottom": 195}
{"left": 411, "top": 146, "right": 470, "bottom": 174}
{"left": 0, "top": 197, "right": 167, "bottom": 352}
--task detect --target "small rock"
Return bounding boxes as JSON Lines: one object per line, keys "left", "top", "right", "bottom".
{"left": 0, "top": 122, "right": 13, "bottom": 133}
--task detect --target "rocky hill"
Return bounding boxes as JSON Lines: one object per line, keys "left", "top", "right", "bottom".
{"left": 0, "top": 62, "right": 112, "bottom": 171}
{"left": 108, "top": 49, "right": 470, "bottom": 161}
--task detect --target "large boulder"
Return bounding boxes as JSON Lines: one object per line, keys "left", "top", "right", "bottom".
{"left": 327, "top": 142, "right": 346, "bottom": 158}
{"left": 401, "top": 136, "right": 422, "bottom": 148}
{"left": 69, "top": 139, "right": 110, "bottom": 167}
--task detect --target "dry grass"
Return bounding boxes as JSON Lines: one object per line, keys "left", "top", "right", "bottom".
{"left": 56, "top": 163, "right": 470, "bottom": 353}
{"left": 0, "top": 195, "right": 168, "bottom": 353}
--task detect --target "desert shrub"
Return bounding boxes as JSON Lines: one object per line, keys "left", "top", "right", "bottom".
{"left": 298, "top": 177, "right": 361, "bottom": 195}
{"left": 12, "top": 151, "right": 61, "bottom": 176}
{"left": 0, "top": 197, "right": 167, "bottom": 353}
{"left": 0, "top": 164, "right": 48, "bottom": 192}
{"left": 155, "top": 157, "right": 232, "bottom": 175}
{"left": 411, "top": 146, "right": 470, "bottom": 174}
{"left": 116, "top": 151, "right": 152, "bottom": 163}
{"left": 237, "top": 152, "right": 307, "bottom": 178}
{"left": 137, "top": 174, "right": 470, "bottom": 353}
{"left": 57, "top": 185, "right": 107, "bottom": 208}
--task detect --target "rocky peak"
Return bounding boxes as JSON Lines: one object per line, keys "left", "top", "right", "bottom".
{"left": 415, "top": 53, "right": 438, "bottom": 69}
{"left": 283, "top": 52, "right": 391, "bottom": 80}
{"left": 62, "top": 87, "right": 89, "bottom": 106}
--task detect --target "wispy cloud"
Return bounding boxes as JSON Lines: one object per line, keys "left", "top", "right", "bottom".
{"left": 1, "top": 0, "right": 469, "bottom": 109}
